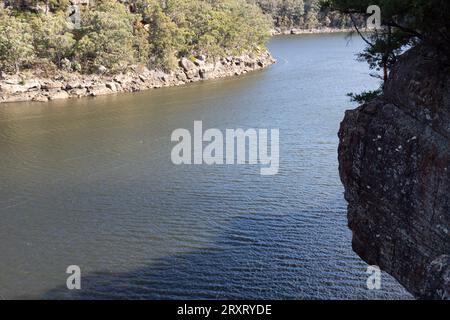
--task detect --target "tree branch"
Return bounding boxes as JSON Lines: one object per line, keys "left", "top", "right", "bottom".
{"left": 349, "top": 13, "right": 374, "bottom": 48}
{"left": 385, "top": 20, "right": 423, "bottom": 39}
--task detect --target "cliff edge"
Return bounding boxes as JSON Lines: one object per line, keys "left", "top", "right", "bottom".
{"left": 338, "top": 44, "right": 450, "bottom": 299}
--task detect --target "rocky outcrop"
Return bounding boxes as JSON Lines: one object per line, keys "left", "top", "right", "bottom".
{"left": 0, "top": 51, "right": 275, "bottom": 104}
{"left": 338, "top": 44, "right": 450, "bottom": 299}
{"left": 270, "top": 27, "right": 355, "bottom": 36}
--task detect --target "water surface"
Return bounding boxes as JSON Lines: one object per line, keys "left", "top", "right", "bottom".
{"left": 0, "top": 34, "right": 411, "bottom": 299}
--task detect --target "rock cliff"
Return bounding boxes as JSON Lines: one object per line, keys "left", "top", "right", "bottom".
{"left": 338, "top": 44, "right": 450, "bottom": 299}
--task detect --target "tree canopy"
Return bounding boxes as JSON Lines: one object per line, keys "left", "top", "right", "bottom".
{"left": 322, "top": 0, "right": 450, "bottom": 103}
{"left": 0, "top": 0, "right": 272, "bottom": 74}
{"left": 253, "top": 0, "right": 353, "bottom": 29}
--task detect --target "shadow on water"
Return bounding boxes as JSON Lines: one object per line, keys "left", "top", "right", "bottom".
{"left": 39, "top": 216, "right": 317, "bottom": 299}
{"left": 38, "top": 210, "right": 411, "bottom": 300}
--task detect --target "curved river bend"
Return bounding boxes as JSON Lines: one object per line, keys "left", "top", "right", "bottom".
{"left": 0, "top": 34, "right": 411, "bottom": 299}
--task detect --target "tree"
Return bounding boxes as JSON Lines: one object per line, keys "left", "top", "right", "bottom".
{"left": 133, "top": 20, "right": 151, "bottom": 65}
{"left": 0, "top": 0, "right": 272, "bottom": 74}
{"left": 74, "top": 0, "right": 137, "bottom": 73}
{"left": 323, "top": 0, "right": 450, "bottom": 102}
{"left": 0, "top": 8, "right": 35, "bottom": 73}
{"left": 285, "top": 0, "right": 305, "bottom": 26}
{"left": 31, "top": 12, "right": 75, "bottom": 67}
{"left": 146, "top": 1, "right": 183, "bottom": 70}
{"left": 47, "top": 0, "right": 70, "bottom": 12}
{"left": 254, "top": 0, "right": 344, "bottom": 29}
{"left": 145, "top": 0, "right": 271, "bottom": 70}
{"left": 3, "top": 0, "right": 69, "bottom": 13}
{"left": 303, "top": 0, "right": 319, "bottom": 28}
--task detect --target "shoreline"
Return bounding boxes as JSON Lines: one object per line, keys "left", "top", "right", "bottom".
{"left": 0, "top": 28, "right": 356, "bottom": 105}
{"left": 0, "top": 51, "right": 275, "bottom": 104}
{"left": 271, "top": 27, "right": 355, "bottom": 36}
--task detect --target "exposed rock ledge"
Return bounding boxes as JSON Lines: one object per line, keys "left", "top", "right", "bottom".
{"left": 338, "top": 44, "right": 450, "bottom": 299}
{"left": 0, "top": 51, "right": 275, "bottom": 104}
{"left": 271, "top": 27, "right": 355, "bottom": 36}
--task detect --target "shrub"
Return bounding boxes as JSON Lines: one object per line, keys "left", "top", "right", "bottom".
{"left": 31, "top": 12, "right": 76, "bottom": 68}
{"left": 74, "top": 0, "right": 137, "bottom": 73}
{"left": 0, "top": 8, "right": 35, "bottom": 73}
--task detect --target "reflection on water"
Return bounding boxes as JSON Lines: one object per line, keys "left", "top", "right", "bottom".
{"left": 0, "top": 34, "right": 411, "bottom": 299}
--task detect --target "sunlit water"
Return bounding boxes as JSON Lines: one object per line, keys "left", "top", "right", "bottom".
{"left": 0, "top": 34, "right": 411, "bottom": 299}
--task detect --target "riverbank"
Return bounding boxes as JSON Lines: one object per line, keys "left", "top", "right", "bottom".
{"left": 0, "top": 51, "right": 275, "bottom": 104}
{"left": 0, "top": 27, "right": 364, "bottom": 105}
{"left": 271, "top": 27, "right": 355, "bottom": 36}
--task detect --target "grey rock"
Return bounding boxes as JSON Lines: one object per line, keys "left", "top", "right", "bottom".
{"left": 0, "top": 79, "right": 40, "bottom": 93}
{"left": 1, "top": 51, "right": 275, "bottom": 104}
{"left": 32, "top": 94, "right": 49, "bottom": 102}
{"left": 175, "top": 69, "right": 187, "bottom": 82}
{"left": 24, "top": 79, "right": 41, "bottom": 91}
{"left": 338, "top": 44, "right": 450, "bottom": 300}
{"left": 180, "top": 57, "right": 196, "bottom": 72}
{"left": 88, "top": 84, "right": 111, "bottom": 96}
{"left": 0, "top": 83, "right": 28, "bottom": 94}
{"left": 105, "top": 82, "right": 117, "bottom": 92}
{"left": 185, "top": 68, "right": 199, "bottom": 80}
{"left": 66, "top": 80, "right": 83, "bottom": 90}
{"left": 41, "top": 80, "right": 63, "bottom": 90}
{"left": 97, "top": 65, "right": 108, "bottom": 74}
{"left": 48, "top": 90, "right": 69, "bottom": 100}
{"left": 68, "top": 88, "right": 87, "bottom": 98}
{"left": 423, "top": 255, "right": 450, "bottom": 299}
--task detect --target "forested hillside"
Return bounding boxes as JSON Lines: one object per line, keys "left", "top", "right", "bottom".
{"left": 252, "top": 0, "right": 352, "bottom": 30}
{"left": 0, "top": 0, "right": 271, "bottom": 74}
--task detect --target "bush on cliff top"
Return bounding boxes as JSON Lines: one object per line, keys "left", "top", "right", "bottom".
{"left": 323, "top": 0, "right": 450, "bottom": 103}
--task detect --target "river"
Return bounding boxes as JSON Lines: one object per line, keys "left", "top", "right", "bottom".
{"left": 0, "top": 34, "right": 411, "bottom": 299}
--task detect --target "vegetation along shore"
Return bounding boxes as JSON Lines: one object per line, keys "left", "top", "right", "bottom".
{"left": 0, "top": 0, "right": 353, "bottom": 103}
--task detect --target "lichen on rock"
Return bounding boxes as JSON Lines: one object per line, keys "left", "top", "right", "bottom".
{"left": 338, "top": 44, "right": 450, "bottom": 299}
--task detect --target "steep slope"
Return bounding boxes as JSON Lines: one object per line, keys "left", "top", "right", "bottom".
{"left": 338, "top": 44, "right": 450, "bottom": 299}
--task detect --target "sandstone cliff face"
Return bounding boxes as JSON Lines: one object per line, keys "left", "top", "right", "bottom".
{"left": 338, "top": 44, "right": 450, "bottom": 299}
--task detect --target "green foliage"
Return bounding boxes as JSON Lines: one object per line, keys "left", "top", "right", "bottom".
{"left": 303, "top": 0, "right": 319, "bottom": 28}
{"left": 347, "top": 89, "right": 381, "bottom": 104}
{"left": 0, "top": 0, "right": 272, "bottom": 74}
{"left": 142, "top": 0, "right": 271, "bottom": 70}
{"left": 195, "top": 0, "right": 271, "bottom": 56}
{"left": 148, "top": 0, "right": 271, "bottom": 70}
{"left": 4, "top": 0, "right": 70, "bottom": 12}
{"left": 324, "top": 0, "right": 450, "bottom": 70}
{"left": 324, "top": 0, "right": 450, "bottom": 38}
{"left": 74, "top": 0, "right": 137, "bottom": 73}
{"left": 31, "top": 12, "right": 75, "bottom": 67}
{"left": 48, "top": 0, "right": 71, "bottom": 12}
{"left": 0, "top": 8, "right": 35, "bottom": 73}
{"left": 254, "top": 0, "right": 351, "bottom": 29}
{"left": 133, "top": 21, "right": 151, "bottom": 65}
{"left": 324, "top": 0, "right": 450, "bottom": 102}
{"left": 145, "top": 1, "right": 184, "bottom": 70}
